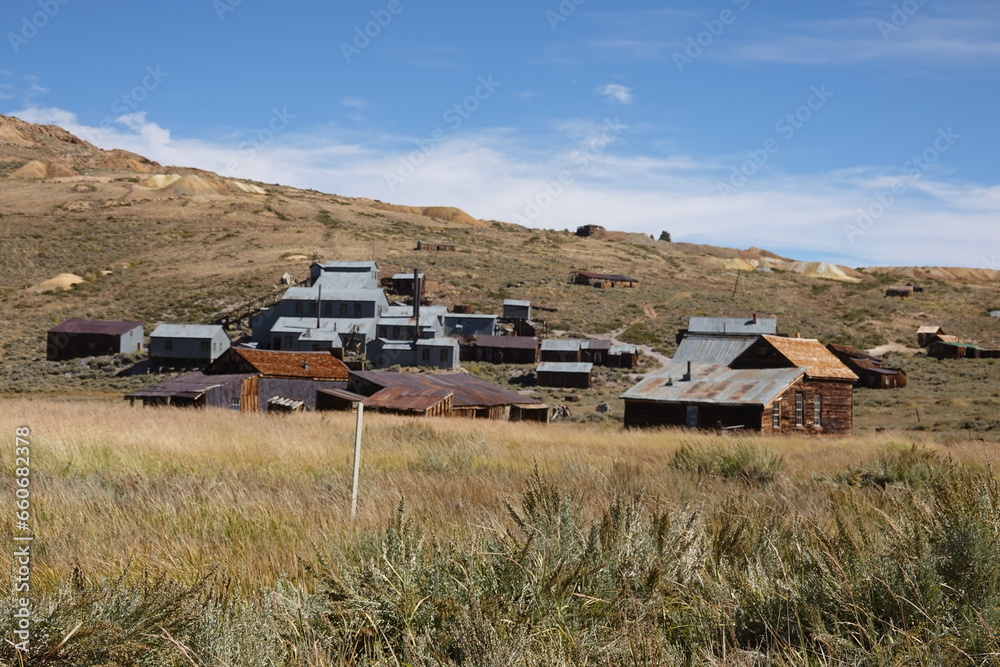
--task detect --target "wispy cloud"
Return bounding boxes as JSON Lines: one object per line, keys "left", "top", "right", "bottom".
{"left": 595, "top": 83, "right": 633, "bottom": 104}
{"left": 8, "top": 105, "right": 998, "bottom": 268}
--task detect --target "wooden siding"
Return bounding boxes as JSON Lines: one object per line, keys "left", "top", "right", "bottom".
{"left": 537, "top": 370, "right": 591, "bottom": 389}
{"left": 257, "top": 378, "right": 349, "bottom": 412}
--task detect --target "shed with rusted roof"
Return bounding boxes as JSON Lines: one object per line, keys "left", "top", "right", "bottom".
{"left": 125, "top": 372, "right": 259, "bottom": 412}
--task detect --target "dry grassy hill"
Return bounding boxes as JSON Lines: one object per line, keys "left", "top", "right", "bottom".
{"left": 1, "top": 114, "right": 999, "bottom": 433}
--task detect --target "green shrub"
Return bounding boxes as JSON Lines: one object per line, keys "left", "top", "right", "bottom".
{"left": 671, "top": 439, "right": 784, "bottom": 485}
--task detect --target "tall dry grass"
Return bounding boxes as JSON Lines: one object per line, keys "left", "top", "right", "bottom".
{"left": 3, "top": 398, "right": 1000, "bottom": 664}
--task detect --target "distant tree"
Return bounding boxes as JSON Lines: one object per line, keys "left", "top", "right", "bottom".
{"left": 659, "top": 231, "right": 672, "bottom": 242}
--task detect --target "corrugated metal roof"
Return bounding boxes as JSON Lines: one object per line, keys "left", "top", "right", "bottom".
{"left": 282, "top": 287, "right": 384, "bottom": 302}
{"left": 351, "top": 371, "right": 542, "bottom": 407}
{"left": 150, "top": 324, "right": 225, "bottom": 339}
{"left": 582, "top": 339, "right": 612, "bottom": 351}
{"left": 229, "top": 348, "right": 350, "bottom": 380}
{"left": 541, "top": 339, "right": 582, "bottom": 352}
{"left": 760, "top": 335, "right": 858, "bottom": 381}
{"left": 314, "top": 260, "right": 378, "bottom": 270}
{"left": 391, "top": 272, "right": 424, "bottom": 279}
{"left": 364, "top": 386, "right": 452, "bottom": 412}
{"left": 445, "top": 313, "right": 497, "bottom": 320}
{"left": 313, "top": 273, "right": 376, "bottom": 290}
{"left": 317, "top": 387, "right": 367, "bottom": 403}
{"left": 49, "top": 318, "right": 143, "bottom": 335}
{"left": 610, "top": 344, "right": 637, "bottom": 355}
{"left": 126, "top": 372, "right": 253, "bottom": 399}
{"left": 687, "top": 317, "right": 777, "bottom": 335}
{"left": 416, "top": 338, "right": 459, "bottom": 348}
{"left": 536, "top": 362, "right": 593, "bottom": 374}
{"left": 673, "top": 334, "right": 756, "bottom": 365}
{"left": 474, "top": 335, "right": 539, "bottom": 350}
{"left": 621, "top": 363, "right": 803, "bottom": 406}
{"left": 503, "top": 299, "right": 531, "bottom": 307}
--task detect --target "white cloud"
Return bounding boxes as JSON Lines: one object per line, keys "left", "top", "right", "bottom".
{"left": 341, "top": 97, "right": 369, "bottom": 110}
{"left": 7, "top": 105, "right": 998, "bottom": 268}
{"left": 595, "top": 83, "right": 633, "bottom": 104}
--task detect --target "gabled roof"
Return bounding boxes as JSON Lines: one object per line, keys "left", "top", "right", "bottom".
{"left": 933, "top": 334, "right": 961, "bottom": 343}
{"left": 150, "top": 324, "right": 225, "bottom": 339}
{"left": 622, "top": 363, "right": 803, "bottom": 406}
{"left": 221, "top": 348, "right": 350, "bottom": 380}
{"left": 687, "top": 316, "right": 777, "bottom": 336}
{"left": 49, "top": 318, "right": 143, "bottom": 335}
{"left": 673, "top": 334, "right": 758, "bottom": 366}
{"left": 757, "top": 335, "right": 858, "bottom": 381}
{"left": 917, "top": 325, "right": 944, "bottom": 334}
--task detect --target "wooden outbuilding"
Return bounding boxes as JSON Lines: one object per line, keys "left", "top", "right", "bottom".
{"left": 415, "top": 240, "right": 456, "bottom": 251}
{"left": 462, "top": 335, "right": 540, "bottom": 364}
{"left": 572, "top": 271, "right": 639, "bottom": 288}
{"left": 47, "top": 318, "right": 143, "bottom": 361}
{"left": 126, "top": 372, "right": 259, "bottom": 411}
{"left": 536, "top": 362, "right": 593, "bottom": 389}
{"left": 149, "top": 324, "right": 230, "bottom": 364}
{"left": 826, "top": 343, "right": 907, "bottom": 389}
{"left": 916, "top": 326, "right": 945, "bottom": 347}
{"left": 885, "top": 286, "right": 914, "bottom": 298}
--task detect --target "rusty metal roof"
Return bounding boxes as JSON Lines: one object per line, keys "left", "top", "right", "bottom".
{"left": 49, "top": 318, "right": 143, "bottom": 335}
{"left": 473, "top": 335, "right": 539, "bottom": 350}
{"left": 621, "top": 363, "right": 803, "bottom": 406}
{"left": 687, "top": 316, "right": 777, "bottom": 335}
{"left": 228, "top": 348, "right": 350, "bottom": 380}
{"left": 673, "top": 334, "right": 757, "bottom": 365}
{"left": 126, "top": 372, "right": 253, "bottom": 399}
{"left": 364, "top": 386, "right": 453, "bottom": 412}
{"left": 317, "top": 387, "right": 367, "bottom": 403}
{"left": 351, "top": 371, "right": 542, "bottom": 407}
{"left": 760, "top": 335, "right": 858, "bottom": 381}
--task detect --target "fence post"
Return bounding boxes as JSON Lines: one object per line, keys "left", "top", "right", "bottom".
{"left": 351, "top": 403, "right": 364, "bottom": 520}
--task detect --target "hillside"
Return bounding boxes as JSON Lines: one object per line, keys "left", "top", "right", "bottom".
{"left": 1, "top": 114, "right": 999, "bottom": 432}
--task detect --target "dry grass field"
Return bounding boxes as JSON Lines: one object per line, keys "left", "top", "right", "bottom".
{"left": 3, "top": 399, "right": 1000, "bottom": 664}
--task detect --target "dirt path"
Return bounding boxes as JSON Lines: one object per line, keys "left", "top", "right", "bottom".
{"left": 550, "top": 316, "right": 672, "bottom": 374}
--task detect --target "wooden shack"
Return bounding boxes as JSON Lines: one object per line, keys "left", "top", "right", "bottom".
{"left": 125, "top": 372, "right": 259, "bottom": 411}
{"left": 47, "top": 318, "right": 144, "bottom": 361}
{"left": 572, "top": 271, "right": 639, "bottom": 288}
{"left": 916, "top": 325, "right": 946, "bottom": 347}
{"left": 536, "top": 362, "right": 593, "bottom": 389}
{"left": 415, "top": 240, "right": 456, "bottom": 251}
{"left": 462, "top": 335, "right": 540, "bottom": 364}
{"left": 826, "top": 343, "right": 907, "bottom": 389}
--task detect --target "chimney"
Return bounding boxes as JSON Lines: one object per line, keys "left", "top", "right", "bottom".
{"left": 412, "top": 267, "right": 421, "bottom": 341}
{"left": 682, "top": 360, "right": 692, "bottom": 381}
{"left": 752, "top": 312, "right": 758, "bottom": 324}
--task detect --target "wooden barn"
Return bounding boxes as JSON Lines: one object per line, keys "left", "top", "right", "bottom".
{"left": 536, "top": 362, "right": 593, "bottom": 389}
{"left": 462, "top": 335, "right": 540, "bottom": 364}
{"left": 572, "top": 271, "right": 639, "bottom": 288}
{"left": 125, "top": 372, "right": 259, "bottom": 411}
{"left": 826, "top": 343, "right": 907, "bottom": 389}
{"left": 46, "top": 318, "right": 144, "bottom": 361}
{"left": 624, "top": 335, "right": 857, "bottom": 436}
{"left": 927, "top": 340, "right": 980, "bottom": 359}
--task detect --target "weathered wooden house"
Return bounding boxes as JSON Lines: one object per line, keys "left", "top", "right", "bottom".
{"left": 125, "top": 372, "right": 259, "bottom": 411}
{"left": 927, "top": 339, "right": 980, "bottom": 359}
{"left": 540, "top": 339, "right": 583, "bottom": 363}
{"left": 46, "top": 318, "right": 144, "bottom": 361}
{"left": 916, "top": 326, "right": 946, "bottom": 347}
{"left": 341, "top": 371, "right": 548, "bottom": 421}
{"left": 462, "top": 335, "right": 540, "bottom": 364}
{"left": 607, "top": 344, "right": 639, "bottom": 368}
{"left": 536, "top": 362, "right": 593, "bottom": 389}
{"left": 623, "top": 335, "right": 857, "bottom": 435}
{"left": 148, "top": 324, "right": 230, "bottom": 364}
{"left": 826, "top": 343, "right": 907, "bottom": 389}
{"left": 572, "top": 271, "right": 639, "bottom": 288}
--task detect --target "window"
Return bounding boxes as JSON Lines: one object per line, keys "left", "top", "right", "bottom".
{"left": 200, "top": 341, "right": 210, "bottom": 353}
{"left": 230, "top": 397, "right": 240, "bottom": 411}
{"left": 440, "top": 348, "right": 448, "bottom": 362}
{"left": 354, "top": 303, "right": 362, "bottom": 317}
{"left": 685, "top": 405, "right": 699, "bottom": 427}
{"left": 772, "top": 403, "right": 780, "bottom": 428}
{"left": 284, "top": 335, "right": 293, "bottom": 349}
{"left": 308, "top": 302, "right": 317, "bottom": 316}
{"left": 294, "top": 302, "right": 303, "bottom": 316}
{"left": 813, "top": 395, "right": 822, "bottom": 426}
{"left": 795, "top": 394, "right": 804, "bottom": 427}
{"left": 422, "top": 348, "right": 430, "bottom": 361}
{"left": 339, "top": 303, "right": 348, "bottom": 316}
{"left": 164, "top": 339, "right": 173, "bottom": 351}
{"left": 323, "top": 303, "right": 333, "bottom": 317}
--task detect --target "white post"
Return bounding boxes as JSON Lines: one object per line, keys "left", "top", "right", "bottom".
{"left": 351, "top": 402, "right": 364, "bottom": 520}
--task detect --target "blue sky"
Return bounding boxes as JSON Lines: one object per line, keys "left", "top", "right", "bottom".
{"left": 3, "top": 0, "right": 998, "bottom": 267}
